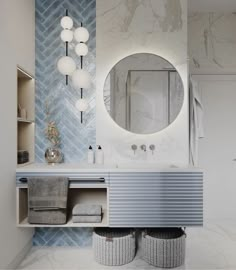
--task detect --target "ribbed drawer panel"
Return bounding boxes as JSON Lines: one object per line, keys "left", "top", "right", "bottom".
{"left": 109, "top": 172, "right": 203, "bottom": 227}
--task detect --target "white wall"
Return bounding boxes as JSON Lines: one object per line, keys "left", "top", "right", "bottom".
{"left": 0, "top": 0, "right": 35, "bottom": 268}
{"left": 96, "top": 0, "right": 189, "bottom": 166}
{"left": 189, "top": 13, "right": 236, "bottom": 221}
{"left": 193, "top": 76, "right": 236, "bottom": 222}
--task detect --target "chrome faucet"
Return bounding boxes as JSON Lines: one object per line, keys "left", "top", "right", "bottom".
{"left": 131, "top": 144, "right": 137, "bottom": 154}
{"left": 149, "top": 144, "right": 155, "bottom": 154}
{"left": 140, "top": 144, "right": 147, "bottom": 152}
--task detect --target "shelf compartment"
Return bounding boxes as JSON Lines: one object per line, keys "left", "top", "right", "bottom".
{"left": 17, "top": 67, "right": 35, "bottom": 121}
{"left": 16, "top": 187, "right": 109, "bottom": 227}
{"left": 17, "top": 66, "right": 35, "bottom": 166}
{"left": 17, "top": 121, "right": 35, "bottom": 165}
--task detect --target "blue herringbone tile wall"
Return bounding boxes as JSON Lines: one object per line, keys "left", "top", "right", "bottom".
{"left": 34, "top": 0, "right": 96, "bottom": 246}
{"left": 33, "top": 227, "right": 93, "bottom": 247}
{"left": 35, "top": 0, "right": 96, "bottom": 163}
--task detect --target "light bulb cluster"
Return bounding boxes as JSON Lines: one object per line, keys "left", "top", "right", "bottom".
{"left": 57, "top": 11, "right": 91, "bottom": 123}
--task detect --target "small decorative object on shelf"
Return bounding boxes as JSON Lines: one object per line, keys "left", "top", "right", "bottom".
{"left": 18, "top": 104, "right": 27, "bottom": 119}
{"left": 44, "top": 102, "right": 63, "bottom": 164}
{"left": 45, "top": 147, "right": 63, "bottom": 165}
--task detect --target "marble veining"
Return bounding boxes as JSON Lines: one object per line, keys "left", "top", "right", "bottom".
{"left": 97, "top": 0, "right": 189, "bottom": 165}
{"left": 189, "top": 13, "right": 236, "bottom": 73}
{"left": 98, "top": 0, "right": 183, "bottom": 34}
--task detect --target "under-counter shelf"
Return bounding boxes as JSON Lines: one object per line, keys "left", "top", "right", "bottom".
{"left": 18, "top": 210, "right": 108, "bottom": 228}
{"left": 16, "top": 186, "right": 109, "bottom": 227}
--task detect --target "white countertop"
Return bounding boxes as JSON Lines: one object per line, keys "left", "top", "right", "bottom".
{"left": 16, "top": 163, "right": 202, "bottom": 173}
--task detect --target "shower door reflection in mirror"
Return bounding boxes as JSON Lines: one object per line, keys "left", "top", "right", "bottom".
{"left": 104, "top": 53, "right": 184, "bottom": 134}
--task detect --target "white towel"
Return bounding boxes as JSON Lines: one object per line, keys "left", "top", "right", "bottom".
{"left": 189, "top": 77, "right": 204, "bottom": 166}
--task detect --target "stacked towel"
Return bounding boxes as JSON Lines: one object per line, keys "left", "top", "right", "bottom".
{"left": 28, "top": 177, "right": 69, "bottom": 224}
{"left": 72, "top": 204, "right": 102, "bottom": 223}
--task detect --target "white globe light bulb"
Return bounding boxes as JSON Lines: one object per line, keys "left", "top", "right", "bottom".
{"left": 75, "top": 43, "right": 88, "bottom": 56}
{"left": 60, "top": 29, "right": 73, "bottom": 42}
{"left": 72, "top": 69, "right": 91, "bottom": 89}
{"left": 60, "top": 16, "right": 73, "bottom": 29}
{"left": 57, "top": 56, "right": 76, "bottom": 76}
{"left": 74, "top": 27, "right": 89, "bottom": 43}
{"left": 76, "top": 99, "right": 89, "bottom": 112}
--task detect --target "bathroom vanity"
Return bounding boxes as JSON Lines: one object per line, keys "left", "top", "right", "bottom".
{"left": 16, "top": 164, "right": 203, "bottom": 228}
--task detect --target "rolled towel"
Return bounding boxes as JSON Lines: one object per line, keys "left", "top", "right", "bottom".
{"left": 72, "top": 204, "right": 102, "bottom": 216}
{"left": 72, "top": 215, "right": 101, "bottom": 223}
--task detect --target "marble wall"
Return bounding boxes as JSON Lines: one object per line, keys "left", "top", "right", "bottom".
{"left": 96, "top": 0, "right": 189, "bottom": 165}
{"left": 189, "top": 13, "right": 236, "bottom": 74}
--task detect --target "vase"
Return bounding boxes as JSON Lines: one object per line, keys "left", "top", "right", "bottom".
{"left": 45, "top": 147, "right": 63, "bottom": 164}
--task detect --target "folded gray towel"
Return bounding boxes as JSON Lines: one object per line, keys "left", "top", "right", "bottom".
{"left": 29, "top": 209, "right": 67, "bottom": 224}
{"left": 28, "top": 177, "right": 69, "bottom": 209}
{"left": 72, "top": 204, "right": 102, "bottom": 216}
{"left": 72, "top": 215, "right": 101, "bottom": 223}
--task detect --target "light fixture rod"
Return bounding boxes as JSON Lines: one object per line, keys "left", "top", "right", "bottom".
{"left": 65, "top": 9, "right": 69, "bottom": 85}
{"left": 80, "top": 22, "right": 84, "bottom": 124}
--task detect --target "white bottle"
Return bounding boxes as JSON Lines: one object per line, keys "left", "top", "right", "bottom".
{"left": 88, "top": 145, "right": 94, "bottom": 164}
{"left": 96, "top": 145, "right": 104, "bottom": 165}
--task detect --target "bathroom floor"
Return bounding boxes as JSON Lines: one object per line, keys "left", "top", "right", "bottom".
{"left": 18, "top": 221, "right": 236, "bottom": 270}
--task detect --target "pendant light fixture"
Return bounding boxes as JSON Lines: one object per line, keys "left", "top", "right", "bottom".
{"left": 57, "top": 10, "right": 91, "bottom": 123}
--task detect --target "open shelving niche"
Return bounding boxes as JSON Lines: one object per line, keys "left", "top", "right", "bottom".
{"left": 17, "top": 66, "right": 35, "bottom": 167}
{"left": 16, "top": 183, "right": 109, "bottom": 227}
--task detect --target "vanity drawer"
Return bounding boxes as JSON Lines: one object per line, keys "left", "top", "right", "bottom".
{"left": 109, "top": 172, "right": 203, "bottom": 227}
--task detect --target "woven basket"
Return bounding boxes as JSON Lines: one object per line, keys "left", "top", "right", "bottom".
{"left": 141, "top": 228, "right": 186, "bottom": 268}
{"left": 93, "top": 228, "right": 136, "bottom": 266}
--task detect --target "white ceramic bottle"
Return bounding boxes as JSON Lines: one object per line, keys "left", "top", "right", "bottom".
{"left": 96, "top": 145, "right": 104, "bottom": 165}
{"left": 87, "top": 145, "right": 94, "bottom": 164}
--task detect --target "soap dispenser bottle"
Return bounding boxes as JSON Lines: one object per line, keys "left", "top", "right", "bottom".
{"left": 96, "top": 145, "right": 104, "bottom": 165}
{"left": 88, "top": 145, "right": 94, "bottom": 164}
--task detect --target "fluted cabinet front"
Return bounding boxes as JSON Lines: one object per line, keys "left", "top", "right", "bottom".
{"left": 109, "top": 172, "right": 203, "bottom": 227}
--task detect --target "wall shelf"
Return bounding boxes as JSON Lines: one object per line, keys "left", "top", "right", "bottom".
{"left": 17, "top": 118, "right": 35, "bottom": 123}
{"left": 17, "top": 67, "right": 35, "bottom": 166}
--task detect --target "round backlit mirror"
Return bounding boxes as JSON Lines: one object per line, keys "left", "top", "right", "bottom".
{"left": 103, "top": 53, "right": 184, "bottom": 134}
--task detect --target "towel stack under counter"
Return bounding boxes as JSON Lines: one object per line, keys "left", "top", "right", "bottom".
{"left": 72, "top": 204, "right": 102, "bottom": 223}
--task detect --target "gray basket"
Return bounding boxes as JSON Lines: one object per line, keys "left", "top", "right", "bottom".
{"left": 141, "top": 228, "right": 186, "bottom": 268}
{"left": 93, "top": 228, "right": 136, "bottom": 266}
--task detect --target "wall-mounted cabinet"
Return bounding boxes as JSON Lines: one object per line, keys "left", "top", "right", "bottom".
{"left": 17, "top": 67, "right": 35, "bottom": 166}
{"left": 16, "top": 168, "right": 203, "bottom": 228}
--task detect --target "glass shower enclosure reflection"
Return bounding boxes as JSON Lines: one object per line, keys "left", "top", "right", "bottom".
{"left": 125, "top": 70, "right": 183, "bottom": 134}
